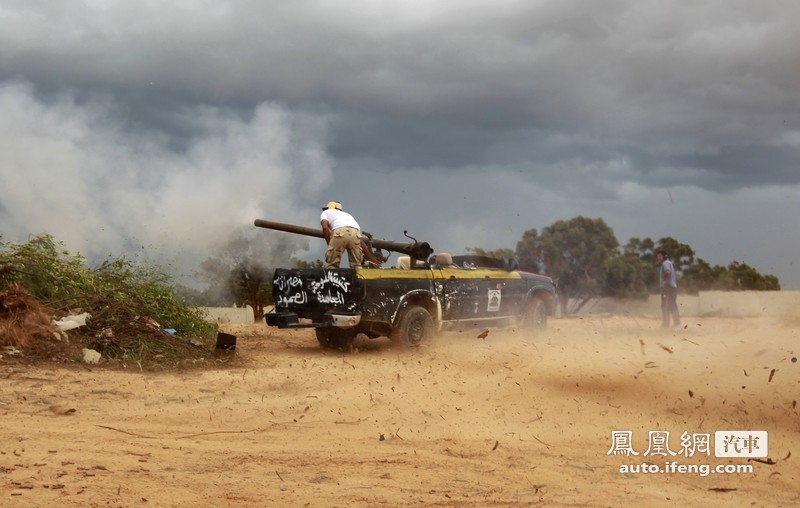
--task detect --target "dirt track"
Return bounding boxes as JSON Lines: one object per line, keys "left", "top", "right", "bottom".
{"left": 1, "top": 315, "right": 798, "bottom": 507}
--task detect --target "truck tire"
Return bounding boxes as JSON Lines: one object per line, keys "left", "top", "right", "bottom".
{"left": 315, "top": 328, "right": 356, "bottom": 351}
{"left": 521, "top": 297, "right": 547, "bottom": 331}
{"left": 391, "top": 306, "right": 434, "bottom": 347}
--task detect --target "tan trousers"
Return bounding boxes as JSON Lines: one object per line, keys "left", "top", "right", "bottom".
{"left": 325, "top": 227, "right": 363, "bottom": 268}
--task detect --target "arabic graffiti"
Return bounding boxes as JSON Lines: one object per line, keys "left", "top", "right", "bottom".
{"left": 274, "top": 274, "right": 303, "bottom": 292}
{"left": 275, "top": 271, "right": 351, "bottom": 308}
{"left": 309, "top": 271, "right": 351, "bottom": 293}
{"left": 317, "top": 291, "right": 345, "bottom": 305}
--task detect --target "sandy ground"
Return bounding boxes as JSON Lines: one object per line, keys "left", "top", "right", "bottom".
{"left": 1, "top": 315, "right": 798, "bottom": 507}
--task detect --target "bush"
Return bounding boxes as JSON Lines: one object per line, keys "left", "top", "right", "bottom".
{"left": 0, "top": 235, "right": 217, "bottom": 367}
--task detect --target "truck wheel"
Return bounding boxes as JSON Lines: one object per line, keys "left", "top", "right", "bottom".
{"left": 391, "top": 306, "right": 434, "bottom": 347}
{"left": 315, "top": 328, "right": 355, "bottom": 351}
{"left": 522, "top": 297, "right": 547, "bottom": 331}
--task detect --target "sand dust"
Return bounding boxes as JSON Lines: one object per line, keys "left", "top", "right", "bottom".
{"left": 1, "top": 315, "right": 798, "bottom": 507}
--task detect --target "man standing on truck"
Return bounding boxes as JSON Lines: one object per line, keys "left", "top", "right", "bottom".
{"left": 320, "top": 201, "right": 380, "bottom": 268}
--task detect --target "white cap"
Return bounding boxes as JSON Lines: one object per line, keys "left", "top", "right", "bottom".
{"left": 322, "top": 201, "right": 343, "bottom": 210}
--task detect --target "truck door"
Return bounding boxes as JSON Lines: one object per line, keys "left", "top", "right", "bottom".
{"left": 486, "top": 271, "right": 527, "bottom": 318}
{"left": 438, "top": 267, "right": 484, "bottom": 320}
{"left": 438, "top": 268, "right": 526, "bottom": 322}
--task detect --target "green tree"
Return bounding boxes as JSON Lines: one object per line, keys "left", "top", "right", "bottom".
{"left": 624, "top": 236, "right": 781, "bottom": 293}
{"left": 623, "top": 237, "right": 655, "bottom": 258}
{"left": 603, "top": 254, "right": 651, "bottom": 299}
{"left": 465, "top": 247, "right": 516, "bottom": 260}
{"left": 518, "top": 217, "right": 619, "bottom": 314}
{"left": 199, "top": 227, "right": 308, "bottom": 320}
{"left": 173, "top": 283, "right": 217, "bottom": 306}
{"left": 515, "top": 229, "right": 542, "bottom": 273}
{"left": 727, "top": 261, "right": 781, "bottom": 290}
{"left": 229, "top": 260, "right": 273, "bottom": 319}
{"left": 653, "top": 237, "right": 695, "bottom": 273}
{"left": 623, "top": 236, "right": 696, "bottom": 293}
{"left": 516, "top": 226, "right": 781, "bottom": 303}
{"left": 616, "top": 237, "right": 660, "bottom": 294}
{"left": 680, "top": 259, "right": 733, "bottom": 292}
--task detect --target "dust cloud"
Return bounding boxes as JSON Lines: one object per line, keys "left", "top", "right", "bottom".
{"left": 0, "top": 80, "right": 330, "bottom": 278}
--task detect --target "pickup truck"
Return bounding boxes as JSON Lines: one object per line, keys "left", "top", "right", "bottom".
{"left": 265, "top": 253, "right": 557, "bottom": 350}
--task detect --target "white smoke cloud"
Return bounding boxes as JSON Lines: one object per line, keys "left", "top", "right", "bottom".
{"left": 0, "top": 79, "right": 333, "bottom": 278}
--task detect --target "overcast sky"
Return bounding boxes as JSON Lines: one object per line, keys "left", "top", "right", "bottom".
{"left": 1, "top": 1, "right": 798, "bottom": 288}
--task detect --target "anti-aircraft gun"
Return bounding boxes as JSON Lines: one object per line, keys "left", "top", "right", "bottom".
{"left": 253, "top": 219, "right": 434, "bottom": 265}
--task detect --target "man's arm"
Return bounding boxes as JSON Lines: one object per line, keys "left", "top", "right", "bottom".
{"left": 361, "top": 239, "right": 381, "bottom": 267}
{"left": 321, "top": 219, "right": 332, "bottom": 244}
{"left": 661, "top": 262, "right": 672, "bottom": 284}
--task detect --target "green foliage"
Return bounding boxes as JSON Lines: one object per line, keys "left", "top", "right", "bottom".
{"left": 507, "top": 220, "right": 781, "bottom": 310}
{"left": 680, "top": 259, "right": 734, "bottom": 292}
{"left": 465, "top": 247, "right": 516, "bottom": 260}
{"left": 727, "top": 261, "right": 780, "bottom": 290}
{"left": 520, "top": 217, "right": 619, "bottom": 313}
{"left": 621, "top": 236, "right": 779, "bottom": 293}
{"left": 619, "top": 236, "right": 696, "bottom": 293}
{"left": 623, "top": 237, "right": 655, "bottom": 258}
{"left": 0, "top": 234, "right": 97, "bottom": 304}
{"left": 653, "top": 237, "right": 696, "bottom": 272}
{"left": 229, "top": 260, "right": 273, "bottom": 317}
{"left": 604, "top": 255, "right": 650, "bottom": 299}
{"left": 173, "top": 284, "right": 215, "bottom": 306}
{"left": 198, "top": 227, "right": 306, "bottom": 320}
{"left": 515, "top": 229, "right": 542, "bottom": 273}
{"left": 91, "top": 257, "right": 216, "bottom": 336}
{"left": 0, "top": 235, "right": 217, "bottom": 364}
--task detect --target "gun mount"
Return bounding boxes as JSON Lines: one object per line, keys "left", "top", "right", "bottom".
{"left": 253, "top": 219, "right": 434, "bottom": 265}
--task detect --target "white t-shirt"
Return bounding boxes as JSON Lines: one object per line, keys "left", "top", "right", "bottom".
{"left": 320, "top": 209, "right": 360, "bottom": 231}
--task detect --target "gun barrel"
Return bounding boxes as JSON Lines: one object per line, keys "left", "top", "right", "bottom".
{"left": 254, "top": 219, "right": 324, "bottom": 239}
{"left": 254, "top": 218, "right": 434, "bottom": 262}
{"left": 370, "top": 238, "right": 434, "bottom": 261}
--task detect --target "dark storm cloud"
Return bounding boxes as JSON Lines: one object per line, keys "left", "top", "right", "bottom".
{"left": 1, "top": 1, "right": 799, "bottom": 286}
{"left": 672, "top": 144, "right": 800, "bottom": 188}
{"left": 328, "top": 113, "right": 494, "bottom": 168}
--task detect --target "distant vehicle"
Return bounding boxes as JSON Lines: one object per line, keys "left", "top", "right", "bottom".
{"left": 256, "top": 220, "right": 557, "bottom": 350}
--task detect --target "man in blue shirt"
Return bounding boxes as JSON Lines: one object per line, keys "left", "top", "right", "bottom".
{"left": 657, "top": 250, "right": 681, "bottom": 330}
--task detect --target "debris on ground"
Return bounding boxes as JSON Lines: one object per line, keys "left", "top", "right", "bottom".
{"left": 54, "top": 312, "right": 91, "bottom": 332}
{"left": 0, "top": 282, "right": 215, "bottom": 369}
{"left": 0, "top": 283, "right": 66, "bottom": 357}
